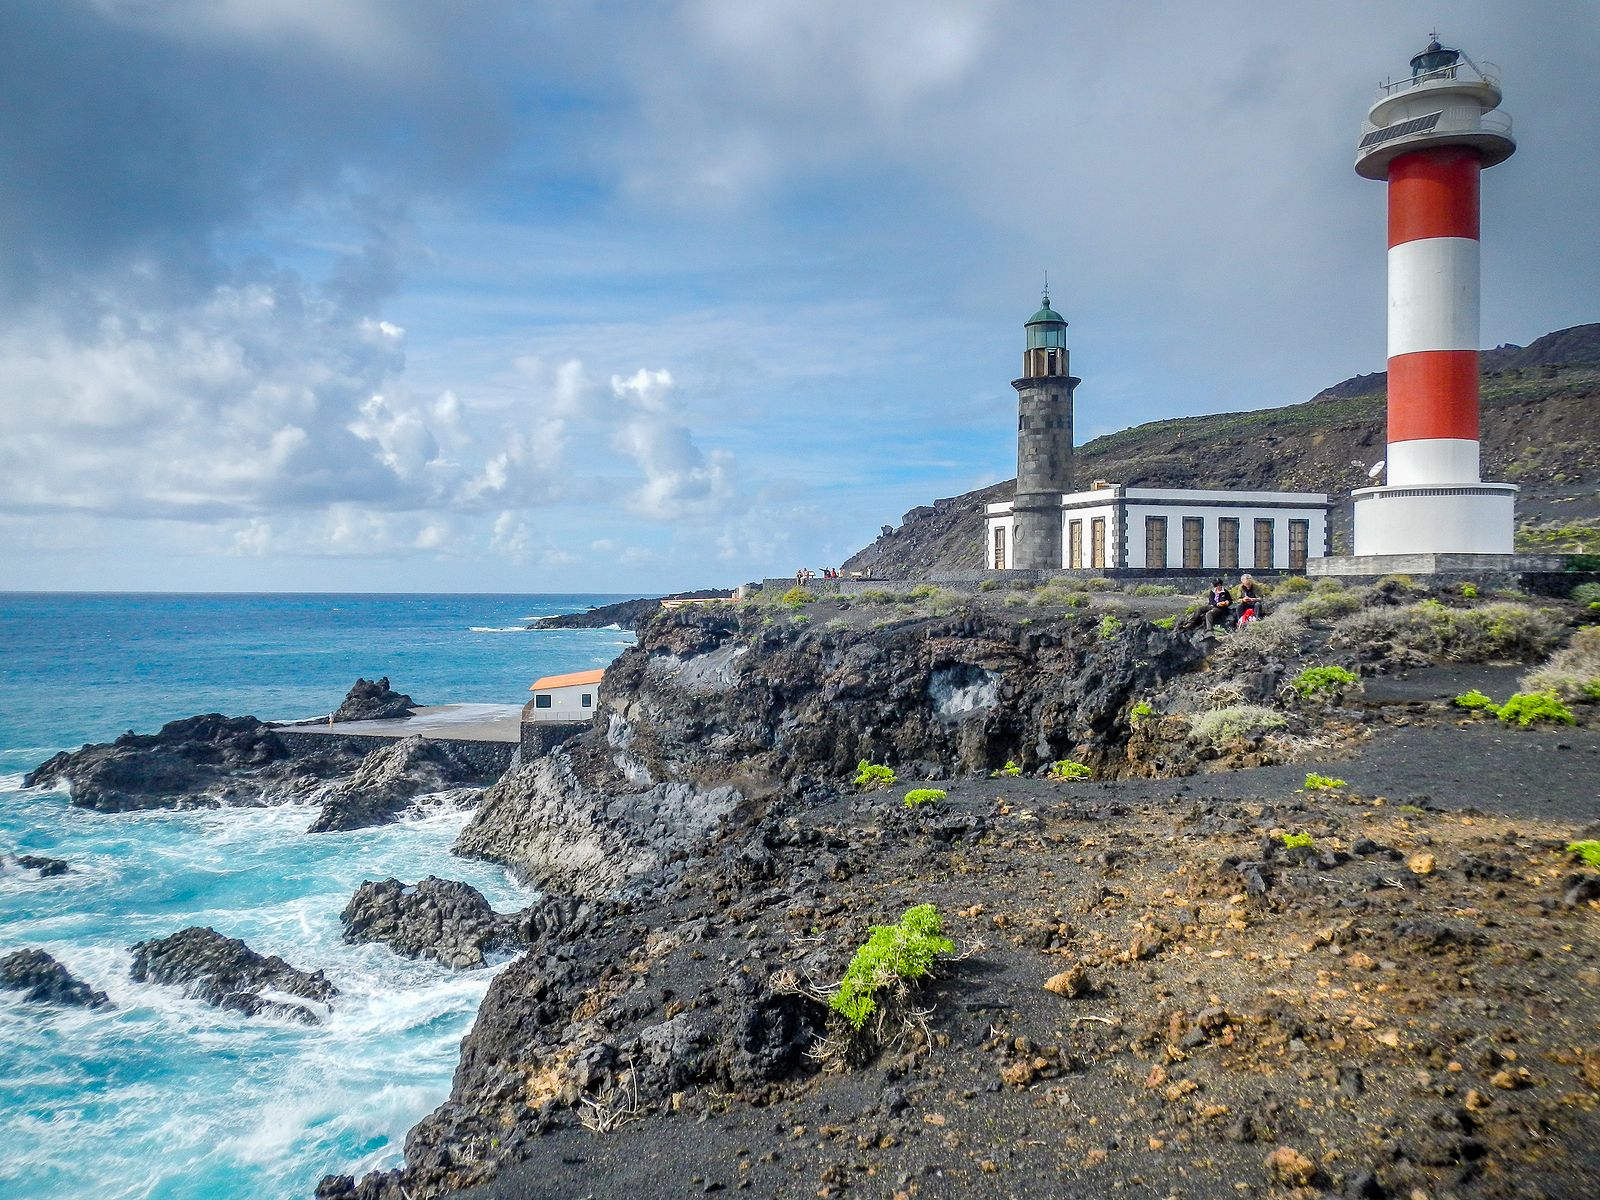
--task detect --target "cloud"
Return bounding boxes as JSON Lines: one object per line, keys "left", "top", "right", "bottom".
{"left": 607, "top": 369, "right": 735, "bottom": 519}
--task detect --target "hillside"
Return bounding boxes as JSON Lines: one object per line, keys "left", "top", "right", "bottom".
{"left": 842, "top": 323, "right": 1600, "bottom": 576}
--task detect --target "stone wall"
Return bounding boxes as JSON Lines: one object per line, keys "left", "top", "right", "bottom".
{"left": 519, "top": 720, "right": 589, "bottom": 762}
{"left": 276, "top": 731, "right": 516, "bottom": 778}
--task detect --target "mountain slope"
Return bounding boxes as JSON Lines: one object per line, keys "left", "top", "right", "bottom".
{"left": 843, "top": 323, "right": 1600, "bottom": 575}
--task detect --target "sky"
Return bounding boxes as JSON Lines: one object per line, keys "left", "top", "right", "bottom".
{"left": 1, "top": 1, "right": 1596, "bottom": 594}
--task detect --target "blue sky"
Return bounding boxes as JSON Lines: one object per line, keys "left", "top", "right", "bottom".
{"left": 2, "top": 1, "right": 1596, "bottom": 593}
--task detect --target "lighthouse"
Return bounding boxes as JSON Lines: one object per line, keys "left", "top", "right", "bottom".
{"left": 1010, "top": 291, "right": 1079, "bottom": 570}
{"left": 1350, "top": 37, "right": 1518, "bottom": 557}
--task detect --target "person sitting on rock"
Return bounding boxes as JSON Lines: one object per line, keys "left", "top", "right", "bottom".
{"left": 1181, "top": 579, "right": 1233, "bottom": 633}
{"left": 1235, "top": 574, "right": 1263, "bottom": 626}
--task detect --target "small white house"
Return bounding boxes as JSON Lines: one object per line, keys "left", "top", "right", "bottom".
{"left": 525, "top": 668, "right": 605, "bottom": 723}
{"left": 985, "top": 483, "right": 1330, "bottom": 572}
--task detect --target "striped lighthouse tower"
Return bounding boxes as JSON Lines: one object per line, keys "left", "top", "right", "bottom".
{"left": 1351, "top": 38, "right": 1518, "bottom": 557}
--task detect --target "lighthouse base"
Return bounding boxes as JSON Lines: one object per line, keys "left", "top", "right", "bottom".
{"left": 1349, "top": 482, "right": 1518, "bottom": 557}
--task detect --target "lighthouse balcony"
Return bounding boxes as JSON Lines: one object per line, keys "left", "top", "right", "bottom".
{"left": 1355, "top": 107, "right": 1513, "bottom": 179}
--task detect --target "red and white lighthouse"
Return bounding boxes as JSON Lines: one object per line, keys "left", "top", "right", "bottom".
{"left": 1352, "top": 38, "right": 1518, "bottom": 557}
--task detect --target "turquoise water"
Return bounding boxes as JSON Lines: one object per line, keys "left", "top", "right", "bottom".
{"left": 0, "top": 594, "right": 635, "bottom": 1200}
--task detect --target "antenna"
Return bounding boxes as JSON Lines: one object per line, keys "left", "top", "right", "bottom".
{"left": 1043, "top": 270, "right": 1050, "bottom": 305}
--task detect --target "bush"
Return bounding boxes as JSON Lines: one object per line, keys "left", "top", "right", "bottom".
{"left": 1282, "top": 832, "right": 1314, "bottom": 849}
{"left": 1570, "top": 582, "right": 1600, "bottom": 606}
{"left": 1189, "top": 705, "right": 1288, "bottom": 748}
{"left": 1496, "top": 691, "right": 1576, "bottom": 728}
{"left": 780, "top": 586, "right": 816, "bottom": 607}
{"left": 1312, "top": 577, "right": 1347, "bottom": 594}
{"left": 855, "top": 590, "right": 899, "bottom": 605}
{"left": 991, "top": 760, "right": 1022, "bottom": 778}
{"left": 1211, "top": 612, "right": 1308, "bottom": 664}
{"left": 1523, "top": 628, "right": 1600, "bottom": 702}
{"left": 1304, "top": 772, "right": 1347, "bottom": 791}
{"left": 1331, "top": 601, "right": 1564, "bottom": 663}
{"left": 1288, "top": 590, "right": 1364, "bottom": 622}
{"left": 1292, "top": 665, "right": 1360, "bottom": 700}
{"left": 1376, "top": 573, "right": 1422, "bottom": 593}
{"left": 903, "top": 788, "right": 946, "bottom": 809}
{"left": 853, "top": 761, "right": 897, "bottom": 790}
{"left": 1129, "top": 700, "right": 1154, "bottom": 725}
{"left": 1131, "top": 583, "right": 1178, "bottom": 596}
{"left": 830, "top": 904, "right": 954, "bottom": 1031}
{"left": 1461, "top": 583, "right": 1479, "bottom": 599}
{"left": 1453, "top": 689, "right": 1499, "bottom": 712}
{"left": 1083, "top": 576, "right": 1119, "bottom": 592}
{"left": 1153, "top": 616, "right": 1177, "bottom": 630}
{"left": 1031, "top": 585, "right": 1087, "bottom": 607}
{"left": 1098, "top": 614, "right": 1122, "bottom": 640}
{"left": 1569, "top": 840, "right": 1600, "bottom": 868}
{"left": 1046, "top": 759, "right": 1092, "bottom": 781}
{"left": 978, "top": 579, "right": 1001, "bottom": 592}
{"left": 1276, "top": 576, "right": 1313, "bottom": 594}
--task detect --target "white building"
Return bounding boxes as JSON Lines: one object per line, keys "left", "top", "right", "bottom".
{"left": 985, "top": 483, "right": 1329, "bottom": 572}
{"left": 525, "top": 668, "right": 604, "bottom": 723}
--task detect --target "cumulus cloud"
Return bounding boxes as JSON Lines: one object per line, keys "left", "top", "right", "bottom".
{"left": 607, "top": 369, "right": 735, "bottom": 519}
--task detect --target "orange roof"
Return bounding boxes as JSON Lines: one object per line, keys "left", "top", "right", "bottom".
{"left": 529, "top": 668, "right": 606, "bottom": 691}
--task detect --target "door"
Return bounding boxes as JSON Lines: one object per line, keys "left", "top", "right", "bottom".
{"left": 1091, "top": 517, "right": 1106, "bottom": 569}
{"left": 1182, "top": 517, "right": 1203, "bottom": 569}
{"left": 1069, "top": 520, "right": 1083, "bottom": 569}
{"left": 1289, "top": 519, "right": 1309, "bottom": 570}
{"left": 1145, "top": 516, "right": 1167, "bottom": 569}
{"left": 1218, "top": 518, "right": 1239, "bottom": 570}
{"left": 1254, "top": 519, "right": 1275, "bottom": 570}
{"left": 993, "top": 525, "right": 1006, "bottom": 570}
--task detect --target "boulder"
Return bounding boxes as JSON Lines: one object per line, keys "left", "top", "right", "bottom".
{"left": 1, "top": 948, "right": 112, "bottom": 1008}
{"left": 341, "top": 877, "right": 520, "bottom": 969}
{"left": 332, "top": 677, "right": 416, "bottom": 723}
{"left": 129, "top": 927, "right": 336, "bottom": 1023}
{"left": 25, "top": 714, "right": 362, "bottom": 812}
{"left": 7, "top": 853, "right": 69, "bottom": 877}
{"left": 307, "top": 736, "right": 486, "bottom": 833}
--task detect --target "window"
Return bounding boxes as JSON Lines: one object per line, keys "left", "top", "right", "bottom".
{"left": 1254, "top": 519, "right": 1275, "bottom": 570}
{"left": 1046, "top": 348, "right": 1059, "bottom": 374}
{"left": 534, "top": 694, "right": 552, "bottom": 709}
{"left": 1182, "top": 517, "right": 1204, "bottom": 569}
{"left": 1069, "top": 520, "right": 1083, "bottom": 569}
{"left": 1289, "top": 519, "right": 1310, "bottom": 570}
{"left": 1144, "top": 516, "right": 1167, "bottom": 569}
{"left": 1091, "top": 517, "right": 1106, "bottom": 569}
{"left": 993, "top": 525, "right": 1007, "bottom": 571}
{"left": 1218, "top": 518, "right": 1239, "bottom": 570}
{"left": 582, "top": 693, "right": 593, "bottom": 708}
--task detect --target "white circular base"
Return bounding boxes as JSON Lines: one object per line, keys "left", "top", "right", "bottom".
{"left": 1352, "top": 483, "right": 1517, "bottom": 556}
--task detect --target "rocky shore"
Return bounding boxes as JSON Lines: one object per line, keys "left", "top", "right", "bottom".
{"left": 529, "top": 589, "right": 733, "bottom": 632}
{"left": 308, "top": 578, "right": 1600, "bottom": 1200}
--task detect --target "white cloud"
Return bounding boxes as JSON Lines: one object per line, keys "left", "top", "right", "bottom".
{"left": 606, "top": 369, "right": 735, "bottom": 519}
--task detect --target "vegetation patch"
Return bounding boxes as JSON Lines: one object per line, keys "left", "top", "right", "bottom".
{"left": 1303, "top": 773, "right": 1347, "bottom": 791}
{"left": 1131, "top": 583, "right": 1177, "bottom": 596}
{"left": 1453, "top": 689, "right": 1499, "bottom": 713}
{"left": 1461, "top": 583, "right": 1479, "bottom": 599}
{"left": 990, "top": 760, "right": 1022, "bottom": 778}
{"left": 1153, "top": 616, "right": 1177, "bottom": 630}
{"left": 1098, "top": 614, "right": 1122, "bottom": 640}
{"left": 1569, "top": 582, "right": 1600, "bottom": 607}
{"left": 1292, "top": 665, "right": 1359, "bottom": 700}
{"left": 1129, "top": 700, "right": 1154, "bottom": 725}
{"left": 1289, "top": 589, "right": 1364, "bottom": 622}
{"left": 780, "top": 587, "right": 816, "bottom": 608}
{"left": 1189, "top": 705, "right": 1287, "bottom": 748}
{"left": 902, "top": 788, "right": 946, "bottom": 809}
{"left": 1046, "top": 759, "right": 1092, "bottom": 782}
{"left": 829, "top": 904, "right": 954, "bottom": 1032}
{"left": 1569, "top": 840, "right": 1600, "bottom": 869}
{"left": 1523, "top": 628, "right": 1600, "bottom": 703}
{"left": 853, "top": 761, "right": 897, "bottom": 791}
{"left": 1276, "top": 576, "right": 1313, "bottom": 595}
{"left": 1331, "top": 600, "right": 1564, "bottom": 663}
{"left": 1282, "top": 832, "right": 1314, "bottom": 850}
{"left": 1495, "top": 691, "right": 1576, "bottom": 728}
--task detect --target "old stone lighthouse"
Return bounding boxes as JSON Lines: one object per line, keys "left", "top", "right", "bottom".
{"left": 1009, "top": 291, "right": 1079, "bottom": 570}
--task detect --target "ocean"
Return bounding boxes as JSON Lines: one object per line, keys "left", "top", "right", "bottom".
{"left": 0, "top": 593, "right": 637, "bottom": 1200}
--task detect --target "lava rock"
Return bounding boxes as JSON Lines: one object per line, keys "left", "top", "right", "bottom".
{"left": 10, "top": 853, "right": 69, "bottom": 877}
{"left": 331, "top": 677, "right": 417, "bottom": 723}
{"left": 1, "top": 948, "right": 112, "bottom": 1008}
{"left": 307, "top": 737, "right": 486, "bottom": 833}
{"left": 341, "top": 877, "right": 521, "bottom": 969}
{"left": 129, "top": 927, "right": 336, "bottom": 1023}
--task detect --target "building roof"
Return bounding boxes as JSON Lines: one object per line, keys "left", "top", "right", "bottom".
{"left": 529, "top": 668, "right": 606, "bottom": 691}
{"left": 1026, "top": 291, "right": 1066, "bottom": 326}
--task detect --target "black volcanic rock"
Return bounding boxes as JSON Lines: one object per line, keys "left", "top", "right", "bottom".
{"left": 1, "top": 948, "right": 112, "bottom": 1009}
{"left": 332, "top": 677, "right": 416, "bottom": 722}
{"left": 532, "top": 590, "right": 733, "bottom": 632}
{"left": 307, "top": 736, "right": 486, "bottom": 833}
{"left": 26, "top": 714, "right": 364, "bottom": 812}
{"left": 9, "top": 853, "right": 69, "bottom": 877}
{"left": 340, "top": 876, "right": 521, "bottom": 969}
{"left": 129, "top": 927, "right": 336, "bottom": 1023}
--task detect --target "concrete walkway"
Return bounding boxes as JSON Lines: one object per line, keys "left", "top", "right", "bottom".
{"left": 278, "top": 703, "right": 524, "bottom": 744}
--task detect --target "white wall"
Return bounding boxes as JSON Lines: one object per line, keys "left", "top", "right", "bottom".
{"left": 527, "top": 681, "right": 599, "bottom": 722}
{"left": 1059, "top": 503, "right": 1121, "bottom": 568}
{"left": 1122, "top": 502, "right": 1326, "bottom": 570}
{"left": 983, "top": 513, "right": 1016, "bottom": 570}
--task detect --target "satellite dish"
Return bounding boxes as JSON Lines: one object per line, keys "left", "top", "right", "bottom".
{"left": 1367, "top": 460, "right": 1386, "bottom": 479}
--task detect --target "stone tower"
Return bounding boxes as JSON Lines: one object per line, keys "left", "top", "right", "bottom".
{"left": 1011, "top": 291, "right": 1079, "bottom": 570}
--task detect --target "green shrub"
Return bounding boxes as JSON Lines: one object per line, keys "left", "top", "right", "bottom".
{"left": 1496, "top": 691, "right": 1576, "bottom": 727}
{"left": 1331, "top": 601, "right": 1564, "bottom": 663}
{"left": 1189, "top": 705, "right": 1288, "bottom": 748}
{"left": 1569, "top": 840, "right": 1600, "bottom": 868}
{"left": 1304, "top": 772, "right": 1347, "bottom": 791}
{"left": 853, "top": 760, "right": 897, "bottom": 790}
{"left": 1282, "top": 832, "right": 1314, "bottom": 850}
{"left": 780, "top": 586, "right": 816, "bottom": 607}
{"left": 829, "top": 904, "right": 954, "bottom": 1031}
{"left": 855, "top": 590, "right": 899, "bottom": 605}
{"left": 979, "top": 579, "right": 1001, "bottom": 592}
{"left": 1461, "top": 583, "right": 1479, "bottom": 599}
{"left": 1376, "top": 573, "right": 1421, "bottom": 592}
{"left": 1570, "top": 582, "right": 1600, "bottom": 606}
{"left": 1312, "top": 578, "right": 1347, "bottom": 594}
{"left": 1153, "top": 616, "right": 1177, "bottom": 630}
{"left": 1129, "top": 700, "right": 1154, "bottom": 725}
{"left": 1046, "top": 759, "right": 1092, "bottom": 781}
{"left": 903, "top": 788, "right": 946, "bottom": 809}
{"left": 1453, "top": 689, "right": 1499, "bottom": 713}
{"left": 991, "top": 760, "right": 1022, "bottom": 778}
{"left": 1098, "top": 613, "right": 1122, "bottom": 640}
{"left": 1292, "top": 665, "right": 1359, "bottom": 700}
{"left": 1523, "top": 628, "right": 1600, "bottom": 702}
{"left": 1291, "top": 590, "right": 1364, "bottom": 622}
{"left": 1276, "top": 576, "right": 1314, "bottom": 595}
{"left": 1131, "top": 583, "right": 1178, "bottom": 596}
{"left": 1211, "top": 612, "right": 1309, "bottom": 664}
{"left": 1083, "top": 576, "right": 1119, "bottom": 592}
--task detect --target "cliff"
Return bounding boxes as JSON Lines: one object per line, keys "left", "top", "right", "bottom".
{"left": 843, "top": 322, "right": 1600, "bottom": 577}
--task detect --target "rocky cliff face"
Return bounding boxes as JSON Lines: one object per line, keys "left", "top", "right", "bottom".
{"left": 843, "top": 323, "right": 1600, "bottom": 577}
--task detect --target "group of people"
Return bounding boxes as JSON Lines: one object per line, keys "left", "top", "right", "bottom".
{"left": 1179, "top": 573, "right": 1265, "bottom": 634}
{"left": 794, "top": 567, "right": 843, "bottom": 584}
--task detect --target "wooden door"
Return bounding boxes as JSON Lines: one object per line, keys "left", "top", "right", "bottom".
{"left": 1091, "top": 517, "right": 1106, "bottom": 569}
{"left": 1289, "top": 520, "right": 1309, "bottom": 570}
{"left": 1145, "top": 516, "right": 1167, "bottom": 569}
{"left": 1069, "top": 520, "right": 1083, "bottom": 569}
{"left": 1218, "top": 518, "right": 1239, "bottom": 570}
{"left": 993, "top": 525, "right": 1006, "bottom": 570}
{"left": 1254, "top": 519, "right": 1274, "bottom": 570}
{"left": 1182, "top": 517, "right": 1203, "bottom": 569}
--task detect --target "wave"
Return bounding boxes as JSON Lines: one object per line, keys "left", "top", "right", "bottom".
{"left": 468, "top": 626, "right": 529, "bottom": 633}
